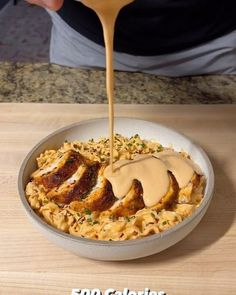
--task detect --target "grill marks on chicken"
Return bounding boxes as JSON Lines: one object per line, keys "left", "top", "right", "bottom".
{"left": 31, "top": 151, "right": 198, "bottom": 215}
{"left": 46, "top": 158, "right": 100, "bottom": 204}
{"left": 63, "top": 162, "right": 100, "bottom": 204}
{"left": 32, "top": 151, "right": 84, "bottom": 191}
{"left": 69, "top": 174, "right": 117, "bottom": 213}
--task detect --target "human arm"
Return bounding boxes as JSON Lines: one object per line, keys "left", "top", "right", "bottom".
{"left": 25, "top": 0, "right": 64, "bottom": 11}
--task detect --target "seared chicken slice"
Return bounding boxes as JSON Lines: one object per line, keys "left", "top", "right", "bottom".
{"left": 104, "top": 173, "right": 178, "bottom": 217}
{"left": 108, "top": 179, "right": 145, "bottom": 217}
{"left": 69, "top": 166, "right": 117, "bottom": 213}
{"left": 32, "top": 151, "right": 85, "bottom": 191}
{"left": 150, "top": 172, "right": 179, "bottom": 212}
{"left": 47, "top": 161, "right": 100, "bottom": 204}
{"left": 176, "top": 172, "right": 202, "bottom": 204}
{"left": 33, "top": 150, "right": 198, "bottom": 215}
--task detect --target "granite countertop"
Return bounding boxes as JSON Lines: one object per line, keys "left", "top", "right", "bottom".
{"left": 0, "top": 62, "right": 235, "bottom": 103}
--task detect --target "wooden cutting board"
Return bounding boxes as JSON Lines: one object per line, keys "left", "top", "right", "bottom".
{"left": 0, "top": 103, "right": 235, "bottom": 295}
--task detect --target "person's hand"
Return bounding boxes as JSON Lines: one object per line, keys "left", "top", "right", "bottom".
{"left": 26, "top": 0, "right": 64, "bottom": 11}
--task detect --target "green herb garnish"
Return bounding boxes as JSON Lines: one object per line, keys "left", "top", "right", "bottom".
{"left": 156, "top": 145, "right": 163, "bottom": 152}
{"left": 84, "top": 208, "right": 92, "bottom": 215}
{"left": 151, "top": 212, "right": 156, "bottom": 218}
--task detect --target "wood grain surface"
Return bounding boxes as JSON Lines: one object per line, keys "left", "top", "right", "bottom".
{"left": 0, "top": 103, "right": 235, "bottom": 295}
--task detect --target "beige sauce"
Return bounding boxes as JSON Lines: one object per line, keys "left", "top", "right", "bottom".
{"left": 81, "top": 0, "right": 202, "bottom": 207}
{"left": 104, "top": 155, "right": 170, "bottom": 207}
{"left": 153, "top": 150, "right": 202, "bottom": 188}
{"left": 81, "top": 0, "right": 134, "bottom": 172}
{"left": 104, "top": 152, "right": 202, "bottom": 207}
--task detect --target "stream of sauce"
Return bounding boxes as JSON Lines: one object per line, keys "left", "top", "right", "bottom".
{"left": 81, "top": 0, "right": 202, "bottom": 207}
{"left": 81, "top": 0, "right": 134, "bottom": 172}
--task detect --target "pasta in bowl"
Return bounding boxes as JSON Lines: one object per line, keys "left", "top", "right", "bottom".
{"left": 18, "top": 118, "right": 214, "bottom": 260}
{"left": 26, "top": 134, "right": 206, "bottom": 241}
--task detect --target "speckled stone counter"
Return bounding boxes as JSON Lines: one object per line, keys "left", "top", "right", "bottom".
{"left": 0, "top": 62, "right": 235, "bottom": 103}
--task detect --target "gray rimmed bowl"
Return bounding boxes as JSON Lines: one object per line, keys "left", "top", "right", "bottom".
{"left": 18, "top": 118, "right": 214, "bottom": 261}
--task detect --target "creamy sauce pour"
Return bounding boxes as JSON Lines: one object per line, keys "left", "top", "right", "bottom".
{"left": 80, "top": 0, "right": 202, "bottom": 207}
{"left": 81, "top": 0, "right": 134, "bottom": 172}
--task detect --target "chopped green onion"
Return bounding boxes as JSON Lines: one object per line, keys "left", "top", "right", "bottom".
{"left": 84, "top": 208, "right": 92, "bottom": 215}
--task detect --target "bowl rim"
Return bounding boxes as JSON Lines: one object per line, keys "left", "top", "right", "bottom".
{"left": 18, "top": 117, "right": 215, "bottom": 247}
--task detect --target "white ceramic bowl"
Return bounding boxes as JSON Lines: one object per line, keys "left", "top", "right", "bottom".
{"left": 18, "top": 118, "right": 214, "bottom": 261}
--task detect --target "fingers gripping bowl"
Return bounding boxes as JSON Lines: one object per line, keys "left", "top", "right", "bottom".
{"left": 18, "top": 118, "right": 214, "bottom": 261}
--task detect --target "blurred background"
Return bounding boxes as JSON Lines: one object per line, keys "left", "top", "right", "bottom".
{"left": 0, "top": 0, "right": 235, "bottom": 104}
{"left": 0, "top": 0, "right": 50, "bottom": 61}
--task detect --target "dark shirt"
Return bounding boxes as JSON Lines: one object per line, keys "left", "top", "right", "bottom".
{"left": 58, "top": 0, "right": 236, "bottom": 56}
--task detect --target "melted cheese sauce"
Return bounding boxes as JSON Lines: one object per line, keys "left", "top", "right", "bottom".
{"left": 104, "top": 155, "right": 170, "bottom": 207}
{"left": 105, "top": 152, "right": 202, "bottom": 207}
{"left": 153, "top": 150, "right": 202, "bottom": 188}
{"left": 80, "top": 0, "right": 202, "bottom": 207}
{"left": 81, "top": 0, "right": 134, "bottom": 172}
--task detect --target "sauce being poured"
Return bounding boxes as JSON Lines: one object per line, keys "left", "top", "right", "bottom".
{"left": 80, "top": 0, "right": 202, "bottom": 207}
{"left": 81, "top": 0, "right": 134, "bottom": 172}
